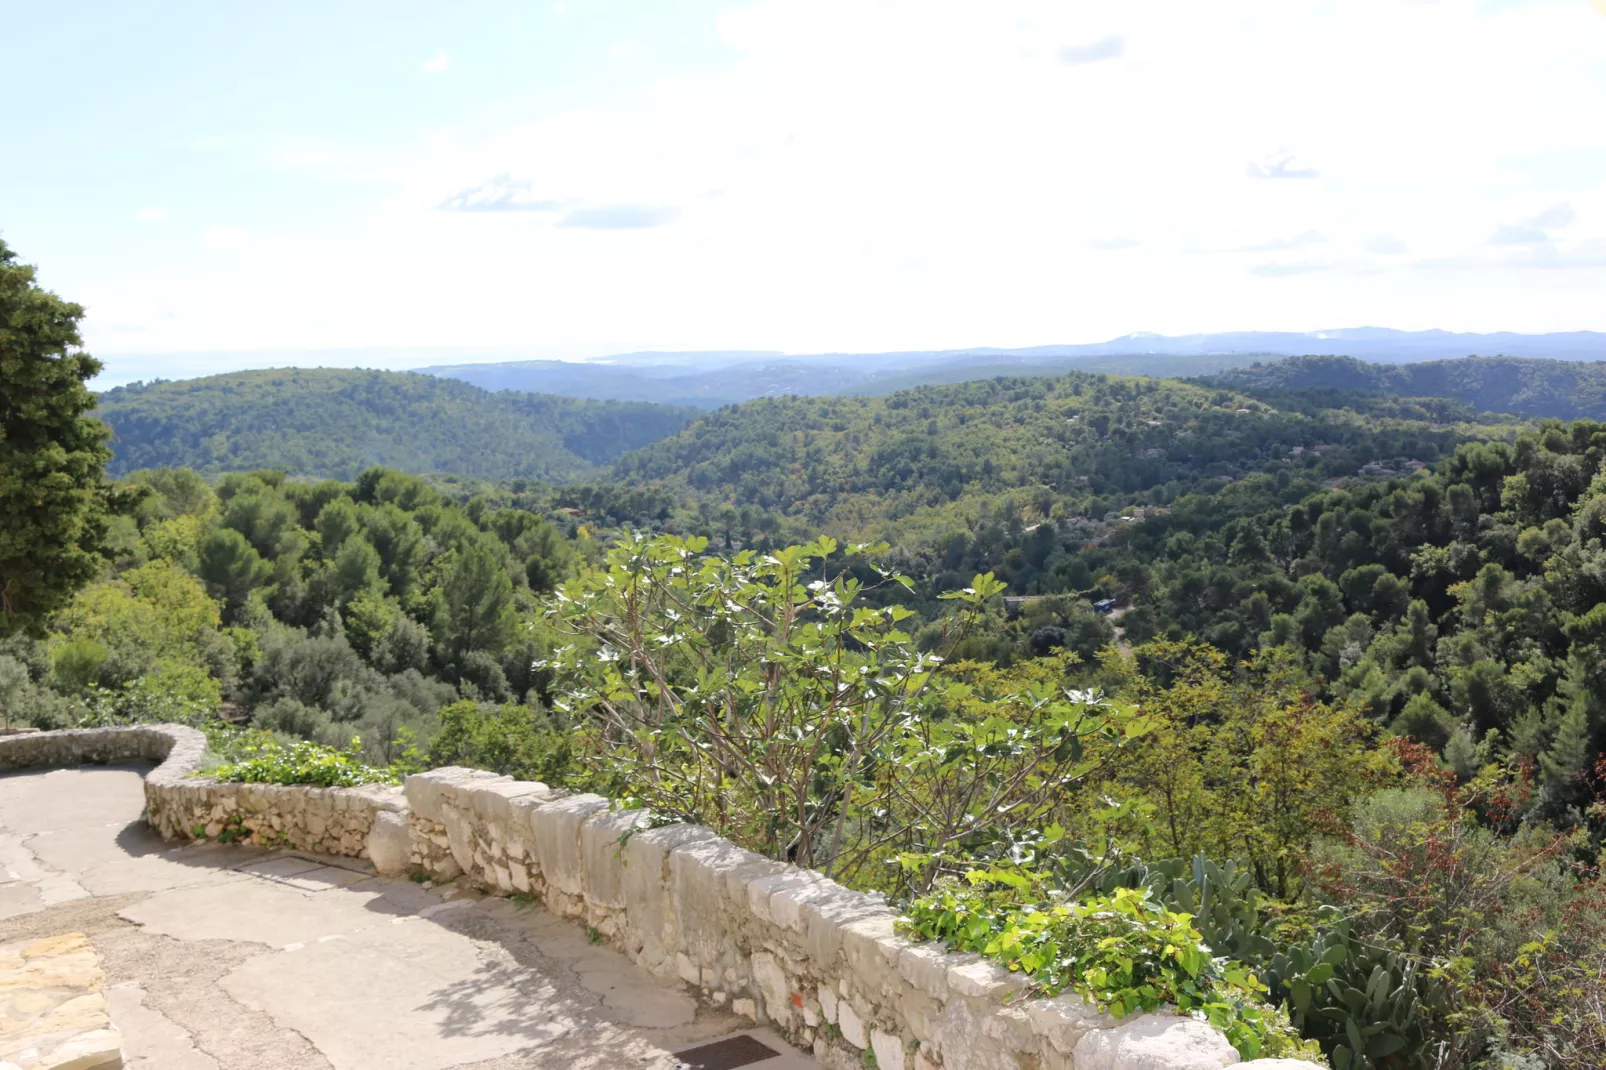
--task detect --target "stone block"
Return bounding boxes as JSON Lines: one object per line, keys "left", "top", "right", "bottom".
{"left": 750, "top": 950, "right": 792, "bottom": 1026}
{"left": 619, "top": 824, "right": 718, "bottom": 974}
{"left": 947, "top": 957, "right": 1030, "bottom": 1002}
{"left": 746, "top": 870, "right": 824, "bottom": 928}
{"left": 670, "top": 836, "right": 759, "bottom": 965}
{"left": 1072, "top": 1014, "right": 1240, "bottom": 1070}
{"left": 897, "top": 943, "right": 953, "bottom": 1001}
{"left": 840, "top": 915, "right": 909, "bottom": 998}
{"left": 838, "top": 999, "right": 868, "bottom": 1049}
{"left": 1024, "top": 991, "right": 1109, "bottom": 1053}
{"left": 366, "top": 810, "right": 412, "bottom": 875}
{"left": 871, "top": 1028, "right": 907, "bottom": 1070}
{"left": 768, "top": 871, "right": 842, "bottom": 932}
{"left": 801, "top": 885, "right": 891, "bottom": 966}
{"left": 528, "top": 794, "right": 609, "bottom": 896}
{"left": 438, "top": 802, "right": 480, "bottom": 876}
{"left": 897, "top": 988, "right": 941, "bottom": 1045}
{"left": 464, "top": 779, "right": 553, "bottom": 825}
{"left": 721, "top": 856, "right": 788, "bottom": 909}
{"left": 579, "top": 809, "right": 655, "bottom": 909}
{"left": 818, "top": 983, "right": 839, "bottom": 1025}
{"left": 404, "top": 767, "right": 505, "bottom": 823}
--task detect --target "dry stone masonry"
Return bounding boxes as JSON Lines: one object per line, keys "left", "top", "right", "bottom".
{"left": 0, "top": 726, "right": 1306, "bottom": 1070}
{"left": 0, "top": 932, "right": 124, "bottom": 1070}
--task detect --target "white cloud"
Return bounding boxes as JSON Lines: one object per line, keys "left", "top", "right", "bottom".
{"left": 1247, "top": 150, "right": 1320, "bottom": 180}
{"left": 438, "top": 176, "right": 563, "bottom": 212}
{"left": 557, "top": 205, "right": 679, "bottom": 229}
{"left": 135, "top": 207, "right": 169, "bottom": 222}
{"left": 201, "top": 226, "right": 248, "bottom": 249}
{"left": 83, "top": 0, "right": 1606, "bottom": 356}
{"left": 1059, "top": 35, "right": 1125, "bottom": 64}
{"left": 423, "top": 50, "right": 449, "bottom": 74}
{"left": 1490, "top": 203, "right": 1577, "bottom": 244}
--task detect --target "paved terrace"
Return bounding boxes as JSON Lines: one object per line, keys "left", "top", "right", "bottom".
{"left": 0, "top": 763, "right": 815, "bottom": 1070}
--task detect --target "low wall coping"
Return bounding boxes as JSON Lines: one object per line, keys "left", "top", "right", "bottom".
{"left": 0, "top": 726, "right": 1301, "bottom": 1070}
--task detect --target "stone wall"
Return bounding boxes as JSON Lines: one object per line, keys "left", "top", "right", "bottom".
{"left": 0, "top": 727, "right": 1304, "bottom": 1070}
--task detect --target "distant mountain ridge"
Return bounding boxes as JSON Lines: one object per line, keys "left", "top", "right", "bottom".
{"left": 1201, "top": 355, "right": 1606, "bottom": 421}
{"left": 417, "top": 329, "right": 1606, "bottom": 407}
{"left": 95, "top": 368, "right": 697, "bottom": 480}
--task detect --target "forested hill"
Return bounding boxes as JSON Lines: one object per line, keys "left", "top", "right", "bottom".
{"left": 1203, "top": 355, "right": 1606, "bottom": 420}
{"left": 95, "top": 368, "right": 697, "bottom": 480}
{"left": 609, "top": 372, "right": 1503, "bottom": 535}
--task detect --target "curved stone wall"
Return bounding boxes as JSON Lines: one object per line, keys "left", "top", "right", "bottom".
{"left": 0, "top": 723, "right": 206, "bottom": 783}
{"left": 0, "top": 727, "right": 1302, "bottom": 1070}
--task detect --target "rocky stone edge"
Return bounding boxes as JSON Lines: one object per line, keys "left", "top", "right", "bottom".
{"left": 0, "top": 932, "right": 124, "bottom": 1070}
{"left": 0, "top": 727, "right": 1307, "bottom": 1070}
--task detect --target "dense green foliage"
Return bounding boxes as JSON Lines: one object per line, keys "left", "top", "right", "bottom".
{"left": 612, "top": 374, "right": 1480, "bottom": 532}
{"left": 97, "top": 368, "right": 696, "bottom": 480}
{"left": 211, "top": 734, "right": 395, "bottom": 787}
{"left": 1094, "top": 422, "right": 1606, "bottom": 820}
{"left": 0, "top": 240, "right": 125, "bottom": 637}
{"left": 0, "top": 463, "right": 583, "bottom": 767}
{"left": 542, "top": 534, "right": 1147, "bottom": 893}
{"left": 903, "top": 878, "right": 1316, "bottom": 1062}
{"left": 1207, "top": 355, "right": 1606, "bottom": 422}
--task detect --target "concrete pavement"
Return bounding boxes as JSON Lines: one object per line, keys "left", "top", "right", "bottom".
{"left": 0, "top": 765, "right": 818, "bottom": 1070}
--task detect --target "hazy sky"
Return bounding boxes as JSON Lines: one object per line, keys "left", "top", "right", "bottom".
{"left": 6, "top": 0, "right": 1606, "bottom": 383}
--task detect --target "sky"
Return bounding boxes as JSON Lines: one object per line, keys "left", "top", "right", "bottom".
{"left": 5, "top": 0, "right": 1606, "bottom": 386}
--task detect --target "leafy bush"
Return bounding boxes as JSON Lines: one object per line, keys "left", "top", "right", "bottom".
{"left": 902, "top": 877, "right": 1318, "bottom": 1062}
{"left": 210, "top": 735, "right": 394, "bottom": 787}
{"left": 75, "top": 661, "right": 222, "bottom": 727}
{"left": 427, "top": 699, "right": 573, "bottom": 783}
{"left": 543, "top": 533, "right": 1148, "bottom": 895}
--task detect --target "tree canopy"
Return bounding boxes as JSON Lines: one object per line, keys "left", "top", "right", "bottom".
{"left": 0, "top": 240, "right": 119, "bottom": 636}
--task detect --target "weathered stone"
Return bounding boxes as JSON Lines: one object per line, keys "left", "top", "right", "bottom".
{"left": 528, "top": 794, "right": 609, "bottom": 897}
{"left": 897, "top": 942, "right": 952, "bottom": 1001}
{"left": 669, "top": 836, "right": 757, "bottom": 967}
{"left": 750, "top": 951, "right": 792, "bottom": 1026}
{"left": 364, "top": 809, "right": 411, "bottom": 873}
{"left": 871, "top": 1028, "right": 907, "bottom": 1070}
{"left": 838, "top": 999, "right": 868, "bottom": 1049}
{"left": 403, "top": 767, "right": 504, "bottom": 824}
{"left": 818, "top": 983, "right": 839, "bottom": 1025}
{"left": 1025, "top": 991, "right": 1109, "bottom": 1052}
{"left": 35, "top": 1028, "right": 123, "bottom": 1070}
{"left": 579, "top": 809, "right": 654, "bottom": 909}
{"left": 438, "top": 803, "right": 478, "bottom": 876}
{"left": 1072, "top": 1014, "right": 1240, "bottom": 1070}
{"left": 745, "top": 870, "right": 824, "bottom": 928}
{"left": 947, "top": 957, "right": 1030, "bottom": 1002}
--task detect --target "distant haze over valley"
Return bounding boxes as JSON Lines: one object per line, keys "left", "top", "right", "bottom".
{"left": 97, "top": 327, "right": 1606, "bottom": 405}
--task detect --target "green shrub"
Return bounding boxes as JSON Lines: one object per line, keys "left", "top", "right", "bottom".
{"left": 75, "top": 660, "right": 221, "bottom": 727}
{"left": 210, "top": 735, "right": 394, "bottom": 787}
{"left": 427, "top": 699, "right": 573, "bottom": 783}
{"left": 902, "top": 877, "right": 1319, "bottom": 1062}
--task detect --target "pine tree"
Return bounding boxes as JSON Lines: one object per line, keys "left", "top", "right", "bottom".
{"left": 0, "top": 241, "right": 120, "bottom": 636}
